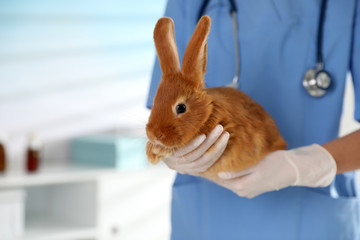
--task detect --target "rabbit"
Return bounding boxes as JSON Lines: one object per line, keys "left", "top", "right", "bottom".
{"left": 146, "top": 15, "right": 287, "bottom": 180}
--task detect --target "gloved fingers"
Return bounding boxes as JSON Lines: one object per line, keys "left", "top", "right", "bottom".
{"left": 176, "top": 131, "right": 229, "bottom": 173}
{"left": 218, "top": 174, "right": 267, "bottom": 199}
{"left": 175, "top": 125, "right": 224, "bottom": 164}
{"left": 217, "top": 175, "right": 249, "bottom": 196}
{"left": 234, "top": 189, "right": 262, "bottom": 199}
{"left": 232, "top": 181, "right": 280, "bottom": 199}
{"left": 163, "top": 134, "right": 206, "bottom": 170}
{"left": 164, "top": 125, "right": 225, "bottom": 171}
{"left": 184, "top": 131, "right": 230, "bottom": 174}
{"left": 173, "top": 134, "right": 206, "bottom": 157}
{"left": 217, "top": 165, "right": 256, "bottom": 179}
{"left": 217, "top": 151, "right": 281, "bottom": 180}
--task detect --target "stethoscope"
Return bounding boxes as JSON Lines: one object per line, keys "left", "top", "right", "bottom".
{"left": 198, "top": 0, "right": 332, "bottom": 97}
{"left": 302, "top": 0, "right": 332, "bottom": 97}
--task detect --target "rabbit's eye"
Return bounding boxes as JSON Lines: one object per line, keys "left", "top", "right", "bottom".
{"left": 176, "top": 103, "right": 186, "bottom": 114}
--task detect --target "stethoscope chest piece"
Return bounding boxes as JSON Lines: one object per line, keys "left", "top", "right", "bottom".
{"left": 302, "top": 68, "right": 331, "bottom": 97}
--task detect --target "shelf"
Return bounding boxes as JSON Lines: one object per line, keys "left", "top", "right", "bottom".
{"left": 0, "top": 165, "right": 117, "bottom": 188}
{"left": 0, "top": 164, "right": 167, "bottom": 189}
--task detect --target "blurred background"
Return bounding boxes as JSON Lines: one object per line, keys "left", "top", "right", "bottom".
{"left": 0, "top": 0, "right": 359, "bottom": 240}
{"left": 0, "top": 1, "right": 176, "bottom": 240}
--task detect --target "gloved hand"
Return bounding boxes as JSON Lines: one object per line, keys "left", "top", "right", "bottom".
{"left": 217, "top": 144, "right": 337, "bottom": 198}
{"left": 163, "top": 125, "right": 230, "bottom": 175}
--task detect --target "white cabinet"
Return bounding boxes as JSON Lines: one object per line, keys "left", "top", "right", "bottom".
{"left": 0, "top": 189, "right": 25, "bottom": 239}
{"left": 98, "top": 166, "right": 174, "bottom": 240}
{"left": 0, "top": 165, "right": 175, "bottom": 240}
{"left": 0, "top": 167, "right": 103, "bottom": 240}
{"left": 23, "top": 182, "right": 97, "bottom": 240}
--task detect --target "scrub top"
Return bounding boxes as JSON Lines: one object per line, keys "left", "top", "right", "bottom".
{"left": 147, "top": 0, "right": 360, "bottom": 239}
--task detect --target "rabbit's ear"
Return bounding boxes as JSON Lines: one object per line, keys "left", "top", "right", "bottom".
{"left": 154, "top": 17, "right": 181, "bottom": 75}
{"left": 182, "top": 16, "right": 211, "bottom": 88}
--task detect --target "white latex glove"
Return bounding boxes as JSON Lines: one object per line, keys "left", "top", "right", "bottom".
{"left": 217, "top": 144, "right": 337, "bottom": 198}
{"left": 163, "top": 125, "right": 230, "bottom": 175}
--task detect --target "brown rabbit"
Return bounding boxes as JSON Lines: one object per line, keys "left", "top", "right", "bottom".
{"left": 146, "top": 16, "right": 286, "bottom": 179}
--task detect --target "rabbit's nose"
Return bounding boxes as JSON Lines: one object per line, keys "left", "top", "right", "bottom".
{"left": 148, "top": 128, "right": 164, "bottom": 143}
{"left": 146, "top": 130, "right": 157, "bottom": 143}
{"left": 154, "top": 134, "right": 164, "bottom": 146}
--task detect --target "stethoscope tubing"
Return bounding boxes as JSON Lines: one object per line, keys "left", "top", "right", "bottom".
{"left": 230, "top": 10, "right": 240, "bottom": 88}
{"left": 198, "top": 0, "right": 240, "bottom": 88}
{"left": 317, "top": 0, "right": 328, "bottom": 70}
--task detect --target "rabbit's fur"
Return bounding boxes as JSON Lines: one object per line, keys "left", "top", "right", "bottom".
{"left": 146, "top": 16, "right": 286, "bottom": 179}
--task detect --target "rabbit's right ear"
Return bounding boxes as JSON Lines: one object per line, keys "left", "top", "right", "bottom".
{"left": 181, "top": 16, "right": 211, "bottom": 89}
{"left": 153, "top": 17, "right": 181, "bottom": 75}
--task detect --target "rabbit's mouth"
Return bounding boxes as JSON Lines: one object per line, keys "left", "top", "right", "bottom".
{"left": 149, "top": 139, "right": 176, "bottom": 150}
{"left": 147, "top": 141, "right": 176, "bottom": 158}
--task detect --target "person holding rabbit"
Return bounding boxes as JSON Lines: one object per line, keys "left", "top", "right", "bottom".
{"left": 146, "top": 0, "right": 360, "bottom": 239}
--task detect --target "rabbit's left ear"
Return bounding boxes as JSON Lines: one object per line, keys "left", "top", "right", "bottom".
{"left": 154, "top": 17, "right": 181, "bottom": 76}
{"left": 182, "top": 16, "right": 211, "bottom": 89}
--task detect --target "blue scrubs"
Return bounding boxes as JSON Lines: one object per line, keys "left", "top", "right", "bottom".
{"left": 147, "top": 0, "right": 360, "bottom": 239}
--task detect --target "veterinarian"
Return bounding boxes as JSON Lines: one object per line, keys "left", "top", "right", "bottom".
{"left": 147, "top": 0, "right": 360, "bottom": 239}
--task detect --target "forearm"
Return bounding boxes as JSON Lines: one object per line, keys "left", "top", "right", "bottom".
{"left": 323, "top": 129, "right": 360, "bottom": 174}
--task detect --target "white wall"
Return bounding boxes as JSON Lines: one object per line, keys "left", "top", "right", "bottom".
{"left": 339, "top": 74, "right": 360, "bottom": 136}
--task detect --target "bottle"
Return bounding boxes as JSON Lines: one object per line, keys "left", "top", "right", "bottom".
{"left": 26, "top": 133, "right": 42, "bottom": 173}
{"left": 0, "top": 135, "right": 6, "bottom": 173}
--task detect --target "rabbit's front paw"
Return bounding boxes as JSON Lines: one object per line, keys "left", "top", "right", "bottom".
{"left": 146, "top": 142, "right": 163, "bottom": 164}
